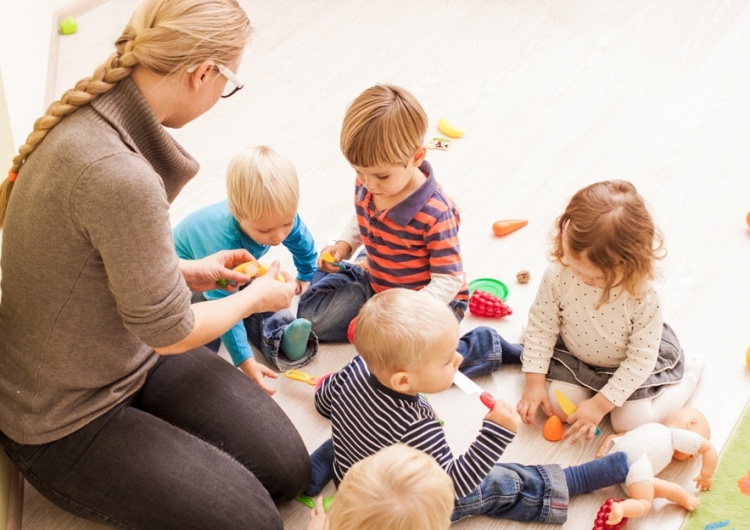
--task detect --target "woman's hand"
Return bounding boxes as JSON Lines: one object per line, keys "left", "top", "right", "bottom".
{"left": 318, "top": 241, "right": 352, "bottom": 273}
{"left": 180, "top": 249, "right": 256, "bottom": 292}
{"left": 517, "top": 373, "right": 551, "bottom": 425}
{"left": 563, "top": 393, "right": 613, "bottom": 444}
{"left": 238, "top": 357, "right": 278, "bottom": 396}
{"left": 239, "top": 261, "right": 295, "bottom": 314}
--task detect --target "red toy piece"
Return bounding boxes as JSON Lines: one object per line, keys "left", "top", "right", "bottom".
{"left": 469, "top": 289, "right": 512, "bottom": 318}
{"left": 592, "top": 498, "right": 628, "bottom": 530}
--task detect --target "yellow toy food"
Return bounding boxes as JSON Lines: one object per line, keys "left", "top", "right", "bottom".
{"left": 217, "top": 261, "right": 285, "bottom": 287}
{"left": 437, "top": 117, "right": 465, "bottom": 139}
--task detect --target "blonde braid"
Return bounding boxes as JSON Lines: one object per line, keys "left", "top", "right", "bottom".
{"left": 0, "top": 0, "right": 252, "bottom": 228}
{"left": 0, "top": 40, "right": 136, "bottom": 227}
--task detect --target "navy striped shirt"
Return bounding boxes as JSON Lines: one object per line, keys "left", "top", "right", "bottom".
{"left": 315, "top": 356, "right": 516, "bottom": 498}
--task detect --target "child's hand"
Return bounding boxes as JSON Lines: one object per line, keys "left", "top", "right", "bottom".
{"left": 318, "top": 241, "right": 352, "bottom": 273}
{"left": 238, "top": 357, "right": 278, "bottom": 396}
{"left": 563, "top": 394, "right": 611, "bottom": 444}
{"left": 517, "top": 374, "right": 551, "bottom": 425}
{"left": 305, "top": 496, "right": 327, "bottom": 530}
{"left": 295, "top": 279, "right": 310, "bottom": 296}
{"left": 485, "top": 399, "right": 521, "bottom": 433}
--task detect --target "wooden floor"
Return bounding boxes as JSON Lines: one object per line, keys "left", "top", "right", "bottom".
{"left": 18, "top": 0, "right": 750, "bottom": 528}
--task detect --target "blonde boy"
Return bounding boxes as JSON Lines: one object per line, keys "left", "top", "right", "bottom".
{"left": 306, "top": 444, "right": 454, "bottom": 530}
{"left": 312, "top": 289, "right": 631, "bottom": 524}
{"left": 174, "top": 146, "right": 318, "bottom": 393}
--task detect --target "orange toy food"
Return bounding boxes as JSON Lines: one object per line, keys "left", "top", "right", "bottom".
{"left": 543, "top": 415, "right": 564, "bottom": 442}
{"left": 746, "top": 211, "right": 750, "bottom": 228}
{"left": 492, "top": 219, "right": 528, "bottom": 237}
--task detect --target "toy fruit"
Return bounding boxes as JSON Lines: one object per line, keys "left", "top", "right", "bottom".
{"left": 469, "top": 289, "right": 512, "bottom": 318}
{"left": 59, "top": 16, "right": 78, "bottom": 35}
{"left": 437, "top": 117, "right": 465, "bottom": 139}
{"left": 516, "top": 270, "right": 531, "bottom": 284}
{"left": 492, "top": 219, "right": 528, "bottom": 237}
{"left": 543, "top": 415, "right": 564, "bottom": 442}
{"left": 592, "top": 498, "right": 628, "bottom": 529}
{"left": 746, "top": 346, "right": 750, "bottom": 368}
{"left": 216, "top": 260, "right": 285, "bottom": 288}
{"left": 746, "top": 210, "right": 750, "bottom": 229}
{"left": 234, "top": 261, "right": 260, "bottom": 276}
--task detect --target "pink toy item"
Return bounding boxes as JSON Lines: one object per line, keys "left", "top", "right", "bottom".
{"left": 592, "top": 498, "right": 628, "bottom": 530}
{"left": 469, "top": 290, "right": 512, "bottom": 318}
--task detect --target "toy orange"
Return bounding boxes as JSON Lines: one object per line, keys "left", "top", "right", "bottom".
{"left": 543, "top": 415, "right": 564, "bottom": 442}
{"left": 746, "top": 211, "right": 750, "bottom": 229}
{"left": 492, "top": 219, "right": 528, "bottom": 237}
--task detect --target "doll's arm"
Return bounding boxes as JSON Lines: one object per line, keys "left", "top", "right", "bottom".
{"left": 596, "top": 433, "right": 622, "bottom": 458}
{"left": 694, "top": 438, "right": 718, "bottom": 491}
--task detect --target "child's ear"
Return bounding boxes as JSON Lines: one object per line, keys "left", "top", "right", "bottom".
{"left": 410, "top": 145, "right": 427, "bottom": 167}
{"left": 389, "top": 371, "right": 413, "bottom": 392}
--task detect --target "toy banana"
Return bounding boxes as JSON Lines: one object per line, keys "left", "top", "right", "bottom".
{"left": 437, "top": 117, "right": 465, "bottom": 139}
{"left": 554, "top": 389, "right": 601, "bottom": 436}
{"left": 217, "top": 260, "right": 285, "bottom": 288}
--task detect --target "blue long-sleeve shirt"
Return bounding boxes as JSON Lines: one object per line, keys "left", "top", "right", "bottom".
{"left": 173, "top": 199, "right": 317, "bottom": 365}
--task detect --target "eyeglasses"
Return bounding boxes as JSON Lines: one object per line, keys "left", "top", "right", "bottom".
{"left": 186, "top": 62, "right": 244, "bottom": 98}
{"left": 215, "top": 64, "right": 244, "bottom": 98}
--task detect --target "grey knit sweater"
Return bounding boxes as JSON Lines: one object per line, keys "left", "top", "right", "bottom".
{"left": 0, "top": 78, "right": 198, "bottom": 444}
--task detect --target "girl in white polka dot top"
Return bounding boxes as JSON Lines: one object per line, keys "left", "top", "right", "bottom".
{"left": 516, "top": 180, "right": 704, "bottom": 444}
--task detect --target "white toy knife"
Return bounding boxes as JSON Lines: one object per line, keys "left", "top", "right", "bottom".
{"left": 453, "top": 372, "right": 496, "bottom": 409}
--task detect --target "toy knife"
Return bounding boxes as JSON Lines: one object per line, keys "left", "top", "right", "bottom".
{"left": 453, "top": 372, "right": 496, "bottom": 409}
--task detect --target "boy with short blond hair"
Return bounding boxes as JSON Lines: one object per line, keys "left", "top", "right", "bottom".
{"left": 306, "top": 443, "right": 454, "bottom": 530}
{"left": 312, "top": 288, "right": 631, "bottom": 525}
{"left": 298, "top": 83, "right": 521, "bottom": 383}
{"left": 174, "top": 145, "right": 318, "bottom": 393}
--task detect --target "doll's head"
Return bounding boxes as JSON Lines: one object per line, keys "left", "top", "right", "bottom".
{"left": 664, "top": 406, "right": 710, "bottom": 461}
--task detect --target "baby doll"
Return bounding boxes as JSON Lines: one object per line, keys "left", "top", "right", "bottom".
{"left": 596, "top": 406, "right": 718, "bottom": 525}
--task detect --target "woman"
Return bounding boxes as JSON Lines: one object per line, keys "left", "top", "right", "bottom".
{"left": 0, "top": 0, "right": 310, "bottom": 528}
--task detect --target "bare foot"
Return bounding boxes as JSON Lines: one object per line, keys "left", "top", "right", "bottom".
{"left": 682, "top": 496, "right": 701, "bottom": 511}
{"left": 607, "top": 502, "right": 625, "bottom": 525}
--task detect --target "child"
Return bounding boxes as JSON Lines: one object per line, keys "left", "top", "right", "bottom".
{"left": 299, "top": 83, "right": 467, "bottom": 337}
{"left": 517, "top": 180, "right": 705, "bottom": 443}
{"left": 306, "top": 443, "right": 454, "bottom": 530}
{"left": 595, "top": 406, "right": 717, "bottom": 525}
{"left": 313, "top": 288, "right": 631, "bottom": 525}
{"left": 173, "top": 145, "right": 319, "bottom": 393}
{"left": 298, "top": 83, "right": 519, "bottom": 379}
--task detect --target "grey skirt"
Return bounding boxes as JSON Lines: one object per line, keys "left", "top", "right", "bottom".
{"left": 547, "top": 322, "right": 684, "bottom": 402}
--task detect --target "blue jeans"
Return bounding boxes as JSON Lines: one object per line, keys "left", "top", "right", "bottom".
{"left": 452, "top": 450, "right": 629, "bottom": 523}
{"left": 243, "top": 309, "right": 318, "bottom": 370}
{"left": 452, "top": 463, "right": 568, "bottom": 523}
{"left": 298, "top": 266, "right": 468, "bottom": 342}
{"left": 197, "top": 290, "right": 318, "bottom": 370}
{"left": 0, "top": 348, "right": 311, "bottom": 530}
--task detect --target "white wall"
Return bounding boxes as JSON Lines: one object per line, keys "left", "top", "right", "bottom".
{"left": 0, "top": 1, "right": 58, "bottom": 152}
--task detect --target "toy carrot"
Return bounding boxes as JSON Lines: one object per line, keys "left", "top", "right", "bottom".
{"left": 492, "top": 219, "right": 528, "bottom": 237}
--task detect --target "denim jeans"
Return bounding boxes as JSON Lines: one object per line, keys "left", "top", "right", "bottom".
{"left": 298, "top": 265, "right": 469, "bottom": 342}
{"left": 0, "top": 348, "right": 311, "bottom": 530}
{"left": 452, "top": 463, "right": 568, "bottom": 524}
{"left": 195, "top": 292, "right": 318, "bottom": 371}
{"left": 243, "top": 309, "right": 318, "bottom": 370}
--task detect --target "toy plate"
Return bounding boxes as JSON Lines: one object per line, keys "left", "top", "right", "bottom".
{"left": 468, "top": 278, "right": 509, "bottom": 301}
